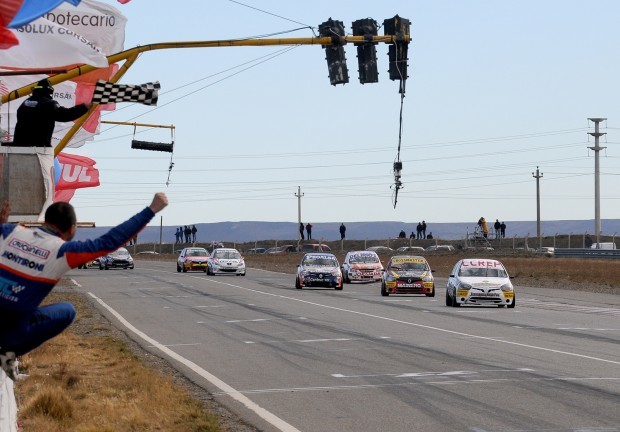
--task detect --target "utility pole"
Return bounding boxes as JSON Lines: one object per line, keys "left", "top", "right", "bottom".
{"left": 588, "top": 118, "right": 607, "bottom": 246}
{"left": 532, "top": 166, "right": 543, "bottom": 249}
{"left": 295, "top": 186, "right": 304, "bottom": 241}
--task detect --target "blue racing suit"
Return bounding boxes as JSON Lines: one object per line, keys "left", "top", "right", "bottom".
{"left": 0, "top": 207, "right": 155, "bottom": 356}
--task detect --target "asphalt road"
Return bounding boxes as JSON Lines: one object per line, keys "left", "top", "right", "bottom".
{"left": 68, "top": 262, "right": 620, "bottom": 432}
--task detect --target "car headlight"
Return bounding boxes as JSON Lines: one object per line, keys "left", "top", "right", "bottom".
{"left": 459, "top": 282, "right": 472, "bottom": 290}
{"left": 422, "top": 274, "right": 433, "bottom": 282}
{"left": 500, "top": 283, "right": 513, "bottom": 291}
{"left": 302, "top": 270, "right": 310, "bottom": 276}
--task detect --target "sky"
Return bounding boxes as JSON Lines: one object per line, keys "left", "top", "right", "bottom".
{"left": 60, "top": 0, "right": 620, "bottom": 231}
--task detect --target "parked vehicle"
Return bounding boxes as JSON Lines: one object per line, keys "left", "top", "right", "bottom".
{"left": 381, "top": 255, "right": 435, "bottom": 297}
{"left": 295, "top": 253, "right": 343, "bottom": 290}
{"left": 206, "top": 248, "right": 246, "bottom": 276}
{"left": 535, "top": 247, "right": 555, "bottom": 257}
{"left": 396, "top": 246, "right": 425, "bottom": 253}
{"left": 299, "top": 244, "right": 332, "bottom": 253}
{"left": 266, "top": 245, "right": 296, "bottom": 254}
{"left": 425, "top": 245, "right": 455, "bottom": 252}
{"left": 177, "top": 247, "right": 209, "bottom": 272}
{"left": 446, "top": 258, "right": 515, "bottom": 308}
{"left": 590, "top": 243, "right": 617, "bottom": 250}
{"left": 99, "top": 247, "right": 134, "bottom": 270}
{"left": 342, "top": 250, "right": 383, "bottom": 283}
{"left": 246, "top": 247, "right": 266, "bottom": 254}
{"left": 365, "top": 246, "right": 394, "bottom": 253}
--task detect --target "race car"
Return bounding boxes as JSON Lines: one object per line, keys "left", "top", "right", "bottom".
{"left": 381, "top": 255, "right": 435, "bottom": 297}
{"left": 446, "top": 258, "right": 515, "bottom": 308}
{"left": 342, "top": 250, "right": 383, "bottom": 283}
{"left": 295, "top": 253, "right": 343, "bottom": 290}
{"left": 99, "top": 247, "right": 134, "bottom": 270}
{"left": 206, "top": 248, "right": 246, "bottom": 276}
{"left": 177, "top": 247, "right": 209, "bottom": 272}
{"left": 78, "top": 258, "right": 100, "bottom": 269}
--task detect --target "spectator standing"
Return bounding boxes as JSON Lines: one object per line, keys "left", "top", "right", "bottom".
{"left": 410, "top": 231, "right": 415, "bottom": 239}
{"left": 478, "top": 217, "right": 489, "bottom": 239}
{"left": 306, "top": 223, "right": 313, "bottom": 240}
{"left": 494, "top": 219, "right": 501, "bottom": 239}
{"left": 585, "top": 234, "right": 593, "bottom": 248}
{"left": 0, "top": 193, "right": 168, "bottom": 380}
{"left": 191, "top": 225, "right": 197, "bottom": 243}
{"left": 500, "top": 221, "right": 506, "bottom": 238}
{"left": 416, "top": 222, "right": 422, "bottom": 239}
{"left": 398, "top": 230, "right": 406, "bottom": 239}
{"left": 339, "top": 223, "right": 346, "bottom": 240}
{"left": 12, "top": 79, "right": 92, "bottom": 147}
{"left": 174, "top": 227, "right": 180, "bottom": 244}
{"left": 299, "top": 222, "right": 305, "bottom": 240}
{"left": 184, "top": 225, "right": 191, "bottom": 243}
{"left": 421, "top": 221, "right": 427, "bottom": 239}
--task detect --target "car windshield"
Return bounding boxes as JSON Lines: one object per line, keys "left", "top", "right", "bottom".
{"left": 390, "top": 261, "right": 427, "bottom": 271}
{"left": 303, "top": 257, "right": 337, "bottom": 267}
{"left": 214, "top": 251, "right": 241, "bottom": 259}
{"left": 459, "top": 267, "right": 507, "bottom": 278}
{"left": 187, "top": 250, "right": 207, "bottom": 257}
{"left": 349, "top": 253, "right": 379, "bottom": 264}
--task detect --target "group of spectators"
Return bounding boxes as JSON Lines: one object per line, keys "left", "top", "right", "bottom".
{"left": 478, "top": 217, "right": 507, "bottom": 239}
{"left": 175, "top": 225, "right": 197, "bottom": 243}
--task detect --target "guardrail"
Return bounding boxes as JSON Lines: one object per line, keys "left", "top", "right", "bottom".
{"left": 554, "top": 248, "right": 620, "bottom": 259}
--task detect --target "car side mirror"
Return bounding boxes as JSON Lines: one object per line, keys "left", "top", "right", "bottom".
{"left": 431, "top": 269, "right": 436, "bottom": 273}
{"left": 510, "top": 275, "right": 516, "bottom": 279}
{"left": 449, "top": 274, "right": 454, "bottom": 277}
{"left": 297, "top": 264, "right": 300, "bottom": 267}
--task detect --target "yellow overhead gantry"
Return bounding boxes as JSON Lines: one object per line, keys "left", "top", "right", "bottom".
{"left": 1, "top": 27, "right": 410, "bottom": 157}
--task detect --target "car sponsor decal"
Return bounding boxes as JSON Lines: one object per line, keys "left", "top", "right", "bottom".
{"left": 391, "top": 258, "right": 426, "bottom": 263}
{"left": 461, "top": 259, "right": 503, "bottom": 268}
{"left": 457, "top": 289, "right": 470, "bottom": 296}
{"left": 503, "top": 292, "right": 514, "bottom": 299}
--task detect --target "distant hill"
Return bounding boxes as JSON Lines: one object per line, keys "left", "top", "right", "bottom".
{"left": 73, "top": 219, "right": 620, "bottom": 243}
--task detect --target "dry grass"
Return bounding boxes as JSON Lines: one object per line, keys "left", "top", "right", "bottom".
{"left": 15, "top": 292, "right": 223, "bottom": 432}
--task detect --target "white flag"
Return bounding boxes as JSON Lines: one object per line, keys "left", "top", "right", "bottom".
{"left": 0, "top": 17, "right": 108, "bottom": 68}
{"left": 44, "top": 0, "right": 127, "bottom": 55}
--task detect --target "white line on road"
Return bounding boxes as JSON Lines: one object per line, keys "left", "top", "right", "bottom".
{"left": 87, "top": 292, "right": 302, "bottom": 432}
{"left": 331, "top": 367, "right": 535, "bottom": 379}
{"left": 209, "top": 377, "right": 620, "bottom": 397}
{"left": 182, "top": 273, "right": 620, "bottom": 366}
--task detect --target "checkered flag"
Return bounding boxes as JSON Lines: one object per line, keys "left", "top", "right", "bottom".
{"left": 91, "top": 80, "right": 160, "bottom": 106}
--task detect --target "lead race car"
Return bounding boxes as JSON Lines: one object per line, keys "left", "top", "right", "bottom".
{"left": 295, "top": 253, "right": 343, "bottom": 290}
{"left": 381, "top": 255, "right": 435, "bottom": 296}
{"left": 446, "top": 258, "right": 515, "bottom": 307}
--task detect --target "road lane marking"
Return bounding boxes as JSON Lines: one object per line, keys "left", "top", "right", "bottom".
{"left": 87, "top": 292, "right": 302, "bottom": 432}
{"left": 226, "top": 316, "right": 307, "bottom": 323}
{"left": 209, "top": 377, "right": 620, "bottom": 397}
{"left": 180, "top": 273, "right": 620, "bottom": 366}
{"left": 331, "top": 368, "right": 535, "bottom": 379}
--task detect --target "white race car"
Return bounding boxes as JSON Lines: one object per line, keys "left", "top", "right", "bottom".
{"left": 446, "top": 258, "right": 515, "bottom": 308}
{"left": 342, "top": 251, "right": 383, "bottom": 283}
